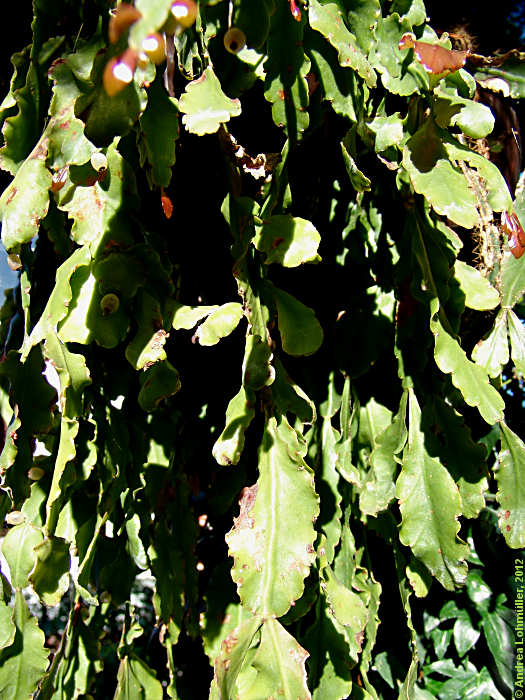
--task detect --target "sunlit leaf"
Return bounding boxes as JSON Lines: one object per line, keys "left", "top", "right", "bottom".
{"left": 496, "top": 423, "right": 525, "bottom": 549}
{"left": 508, "top": 309, "right": 525, "bottom": 374}
{"left": 197, "top": 302, "right": 244, "bottom": 346}
{"left": 453, "top": 260, "right": 499, "bottom": 310}
{"left": 471, "top": 310, "right": 509, "bottom": 378}
{"left": 254, "top": 215, "right": 321, "bottom": 267}
{"left": 179, "top": 67, "right": 241, "bottom": 136}
{"left": 269, "top": 284, "right": 323, "bottom": 356}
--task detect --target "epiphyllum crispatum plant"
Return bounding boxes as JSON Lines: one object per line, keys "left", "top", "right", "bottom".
{"left": 0, "top": 0, "right": 523, "bottom": 698}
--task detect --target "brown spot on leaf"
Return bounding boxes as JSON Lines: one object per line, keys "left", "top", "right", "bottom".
{"left": 233, "top": 484, "right": 258, "bottom": 530}
{"left": 504, "top": 509, "right": 511, "bottom": 520}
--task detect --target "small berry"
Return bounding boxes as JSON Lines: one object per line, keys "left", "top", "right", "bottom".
{"left": 100, "top": 293, "right": 120, "bottom": 315}
{"left": 108, "top": 3, "right": 142, "bottom": 44}
{"left": 103, "top": 49, "right": 138, "bottom": 97}
{"left": 164, "top": 0, "right": 198, "bottom": 32}
{"left": 90, "top": 152, "right": 108, "bottom": 172}
{"left": 224, "top": 27, "right": 246, "bottom": 54}
{"left": 141, "top": 33, "right": 166, "bottom": 64}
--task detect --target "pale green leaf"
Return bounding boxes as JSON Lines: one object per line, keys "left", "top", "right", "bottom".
{"left": 508, "top": 309, "right": 525, "bottom": 374}
{"left": 212, "top": 385, "right": 256, "bottom": 466}
{"left": 454, "top": 260, "right": 500, "bottom": 310}
{"left": 29, "top": 537, "right": 70, "bottom": 607}
{"left": 319, "top": 414, "right": 343, "bottom": 563}
{"left": 2, "top": 522, "right": 44, "bottom": 589}
{"left": 347, "top": 0, "right": 381, "bottom": 52}
{"left": 171, "top": 302, "right": 218, "bottom": 330}
{"left": 57, "top": 140, "right": 136, "bottom": 250}
{"left": 125, "top": 291, "right": 167, "bottom": 370}
{"left": 254, "top": 215, "right": 321, "bottom": 267}
{"left": 0, "top": 600, "right": 15, "bottom": 649}
{"left": 396, "top": 390, "right": 469, "bottom": 589}
{"left": 402, "top": 120, "right": 479, "bottom": 229}
{"left": 214, "top": 615, "right": 262, "bottom": 700}
{"left": 243, "top": 335, "right": 274, "bottom": 391}
{"left": 360, "top": 392, "right": 408, "bottom": 517}
{"left": 0, "top": 592, "right": 49, "bottom": 699}
{"left": 496, "top": 423, "right": 525, "bottom": 549}
{"left": 430, "top": 298, "right": 505, "bottom": 424}
{"left": 500, "top": 249, "right": 525, "bottom": 308}
{"left": 0, "top": 138, "right": 52, "bottom": 250}
{"left": 47, "top": 61, "right": 96, "bottom": 170}
{"left": 226, "top": 415, "right": 319, "bottom": 617}
{"left": 303, "top": 599, "right": 353, "bottom": 700}
{"left": 179, "top": 67, "right": 241, "bottom": 136}
{"left": 46, "top": 417, "right": 79, "bottom": 535}
{"left": 309, "top": 0, "right": 376, "bottom": 87}
{"left": 433, "top": 86, "right": 495, "bottom": 139}
{"left": 270, "top": 284, "right": 323, "bottom": 356}
{"left": 368, "top": 113, "right": 404, "bottom": 152}
{"left": 340, "top": 140, "right": 371, "bottom": 192}
{"left": 113, "top": 655, "right": 163, "bottom": 700}
{"left": 197, "top": 302, "right": 244, "bottom": 346}
{"left": 243, "top": 618, "right": 311, "bottom": 700}
{"left": 21, "top": 245, "right": 91, "bottom": 361}
{"left": 471, "top": 309, "right": 509, "bottom": 378}
{"left": 321, "top": 562, "right": 368, "bottom": 637}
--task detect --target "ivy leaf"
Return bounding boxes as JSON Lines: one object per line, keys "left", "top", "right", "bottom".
{"left": 139, "top": 73, "right": 179, "bottom": 187}
{"left": 454, "top": 260, "right": 499, "bottom": 310}
{"left": 29, "top": 536, "right": 70, "bottom": 607}
{"left": 396, "top": 390, "right": 469, "bottom": 590}
{"left": 254, "top": 215, "right": 321, "bottom": 267}
{"left": 496, "top": 423, "right": 525, "bottom": 549}
{"left": 196, "top": 302, "right": 244, "bottom": 346}
{"left": 113, "top": 655, "right": 163, "bottom": 700}
{"left": 179, "top": 67, "right": 241, "bottom": 136}
{"left": 0, "top": 137, "right": 52, "bottom": 250}
{"left": 508, "top": 309, "right": 525, "bottom": 374}
{"left": 226, "top": 415, "right": 319, "bottom": 617}
{"left": 212, "top": 385, "right": 256, "bottom": 467}
{"left": 243, "top": 618, "right": 311, "bottom": 700}
{"left": 2, "top": 522, "right": 44, "bottom": 589}
{"left": 0, "top": 592, "right": 49, "bottom": 699}
{"left": 269, "top": 284, "right": 323, "bottom": 356}
{"left": 309, "top": 0, "right": 376, "bottom": 88}
{"left": 471, "top": 309, "right": 509, "bottom": 379}
{"left": 430, "top": 298, "right": 505, "bottom": 425}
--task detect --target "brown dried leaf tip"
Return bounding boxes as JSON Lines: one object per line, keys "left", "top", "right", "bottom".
{"left": 399, "top": 34, "right": 468, "bottom": 75}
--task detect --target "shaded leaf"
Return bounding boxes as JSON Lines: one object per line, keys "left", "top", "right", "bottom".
{"left": 113, "top": 655, "right": 163, "bottom": 700}
{"left": 308, "top": 0, "right": 376, "bottom": 87}
{"left": 496, "top": 422, "right": 525, "bottom": 549}
{"left": 396, "top": 390, "right": 469, "bottom": 589}
{"left": 270, "top": 284, "right": 323, "bottom": 356}
{"left": 214, "top": 615, "right": 262, "bottom": 700}
{"left": 340, "top": 140, "right": 371, "bottom": 192}
{"left": 29, "top": 536, "right": 70, "bottom": 607}
{"left": 430, "top": 298, "right": 505, "bottom": 424}
{"left": 138, "top": 360, "right": 181, "bottom": 411}
{"left": 508, "top": 309, "right": 525, "bottom": 374}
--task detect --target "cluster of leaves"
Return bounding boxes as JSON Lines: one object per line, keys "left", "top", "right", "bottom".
{"left": 0, "top": 0, "right": 523, "bottom": 697}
